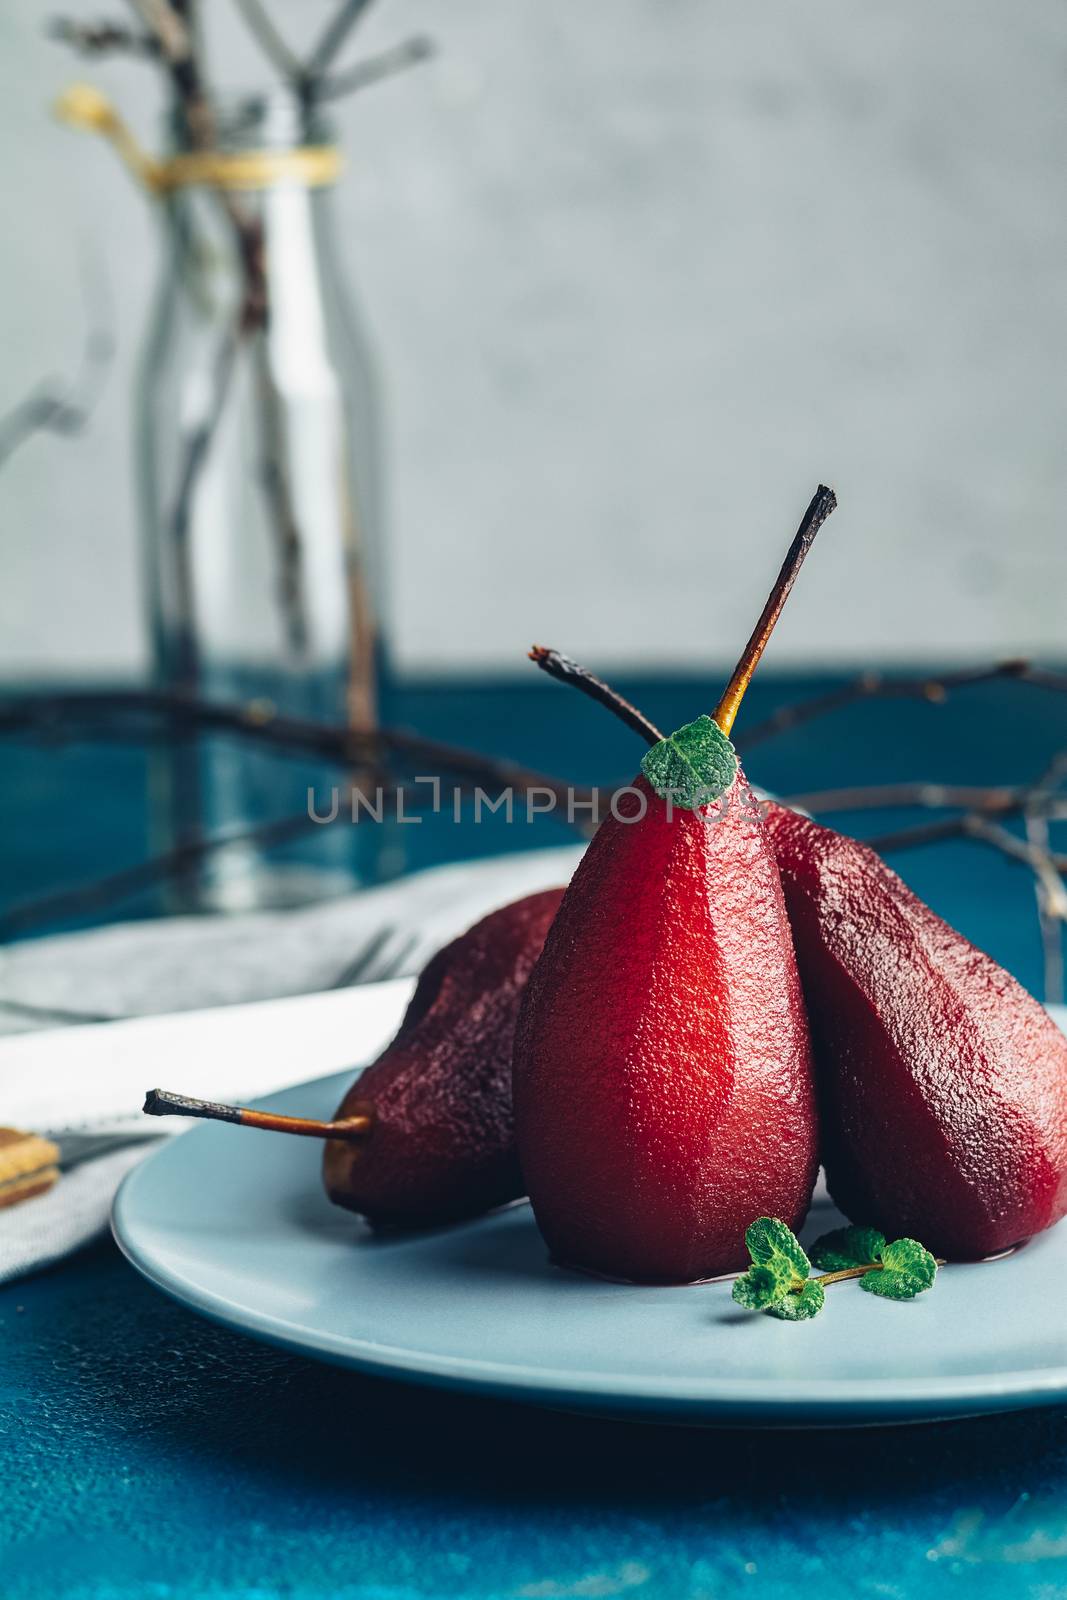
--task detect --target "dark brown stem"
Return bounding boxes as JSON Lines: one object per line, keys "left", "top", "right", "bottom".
{"left": 144, "top": 1087, "right": 373, "bottom": 1140}
{"left": 712, "top": 485, "right": 837, "bottom": 737}
{"left": 864, "top": 817, "right": 973, "bottom": 854}
{"left": 0, "top": 810, "right": 318, "bottom": 940}
{"left": 866, "top": 813, "right": 1067, "bottom": 874}
{"left": 529, "top": 647, "right": 663, "bottom": 747}
{"left": 0, "top": 760, "right": 606, "bottom": 939}
{"left": 0, "top": 689, "right": 590, "bottom": 810}
{"left": 780, "top": 781, "right": 1026, "bottom": 817}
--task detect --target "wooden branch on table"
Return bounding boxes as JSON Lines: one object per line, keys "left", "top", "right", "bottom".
{"left": 1025, "top": 811, "right": 1065, "bottom": 1004}
{"left": 734, "top": 660, "right": 1034, "bottom": 752}
{"left": 525, "top": 641, "right": 1067, "bottom": 1001}
{"left": 0, "top": 755, "right": 604, "bottom": 940}
{"left": 779, "top": 780, "right": 1030, "bottom": 819}
{"left": 0, "top": 810, "right": 315, "bottom": 941}
{"left": 1024, "top": 752, "right": 1067, "bottom": 1004}
{"left": 0, "top": 688, "right": 595, "bottom": 814}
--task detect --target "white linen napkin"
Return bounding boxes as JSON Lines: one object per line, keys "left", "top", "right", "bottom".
{"left": 0, "top": 845, "right": 583, "bottom": 1283}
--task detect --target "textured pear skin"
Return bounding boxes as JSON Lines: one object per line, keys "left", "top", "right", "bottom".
{"left": 767, "top": 804, "right": 1067, "bottom": 1259}
{"left": 324, "top": 888, "right": 563, "bottom": 1227}
{"left": 513, "top": 774, "right": 818, "bottom": 1283}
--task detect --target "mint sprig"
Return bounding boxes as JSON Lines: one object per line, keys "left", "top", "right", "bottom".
{"left": 732, "top": 1218, "right": 811, "bottom": 1310}
{"left": 732, "top": 1217, "right": 939, "bottom": 1322}
{"left": 732, "top": 1217, "right": 812, "bottom": 1315}
{"left": 810, "top": 1225, "right": 887, "bottom": 1272}
{"left": 860, "top": 1237, "right": 938, "bottom": 1300}
{"left": 640, "top": 715, "right": 737, "bottom": 811}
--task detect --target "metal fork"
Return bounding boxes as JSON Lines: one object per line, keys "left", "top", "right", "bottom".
{"left": 330, "top": 928, "right": 423, "bottom": 990}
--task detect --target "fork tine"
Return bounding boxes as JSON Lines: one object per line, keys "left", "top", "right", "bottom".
{"left": 330, "top": 926, "right": 396, "bottom": 990}
{"left": 362, "top": 929, "right": 423, "bottom": 985}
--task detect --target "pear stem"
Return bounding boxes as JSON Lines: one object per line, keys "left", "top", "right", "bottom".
{"left": 143, "top": 1088, "right": 373, "bottom": 1141}
{"left": 529, "top": 648, "right": 662, "bottom": 748}
{"left": 712, "top": 485, "right": 837, "bottom": 738}
{"left": 528, "top": 647, "right": 664, "bottom": 746}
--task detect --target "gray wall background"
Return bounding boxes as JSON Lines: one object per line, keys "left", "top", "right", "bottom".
{"left": 1, "top": 0, "right": 1064, "bottom": 680}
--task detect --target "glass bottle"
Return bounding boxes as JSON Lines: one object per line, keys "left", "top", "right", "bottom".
{"left": 137, "top": 91, "right": 398, "bottom": 911}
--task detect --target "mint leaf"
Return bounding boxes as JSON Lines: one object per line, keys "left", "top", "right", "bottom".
{"left": 732, "top": 1260, "right": 794, "bottom": 1311}
{"left": 640, "top": 715, "right": 737, "bottom": 811}
{"left": 744, "top": 1217, "right": 810, "bottom": 1282}
{"left": 810, "top": 1225, "right": 887, "bottom": 1272}
{"left": 767, "top": 1280, "right": 825, "bottom": 1321}
{"left": 860, "top": 1238, "right": 938, "bottom": 1301}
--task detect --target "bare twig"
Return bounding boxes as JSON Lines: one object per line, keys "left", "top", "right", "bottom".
{"left": 316, "top": 35, "right": 435, "bottom": 101}
{"left": 0, "top": 750, "right": 602, "bottom": 939}
{"left": 865, "top": 813, "right": 1067, "bottom": 874}
{"left": 305, "top": 0, "right": 377, "bottom": 80}
{"left": 252, "top": 341, "right": 308, "bottom": 654}
{"left": 229, "top": 0, "right": 303, "bottom": 82}
{"left": 1025, "top": 810, "right": 1065, "bottom": 1003}
{"left": 0, "top": 688, "right": 593, "bottom": 813}
{"left": 779, "top": 781, "right": 1027, "bottom": 818}
{"left": 0, "top": 810, "right": 315, "bottom": 940}
{"left": 124, "top": 0, "right": 194, "bottom": 80}
{"left": 735, "top": 660, "right": 1033, "bottom": 752}
{"left": 48, "top": 18, "right": 158, "bottom": 56}
{"left": 125, "top": 0, "right": 268, "bottom": 326}
{"left": 0, "top": 257, "right": 115, "bottom": 471}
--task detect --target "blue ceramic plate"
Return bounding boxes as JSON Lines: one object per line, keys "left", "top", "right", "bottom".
{"left": 113, "top": 999, "right": 1067, "bottom": 1428}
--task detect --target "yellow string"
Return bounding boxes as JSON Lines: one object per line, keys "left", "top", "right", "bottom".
{"left": 54, "top": 83, "right": 343, "bottom": 194}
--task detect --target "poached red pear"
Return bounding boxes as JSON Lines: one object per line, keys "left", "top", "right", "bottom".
{"left": 513, "top": 489, "right": 837, "bottom": 1282}
{"left": 145, "top": 887, "right": 562, "bottom": 1228}
{"left": 514, "top": 757, "right": 818, "bottom": 1282}
{"left": 766, "top": 804, "right": 1067, "bottom": 1259}
{"left": 324, "top": 887, "right": 562, "bottom": 1225}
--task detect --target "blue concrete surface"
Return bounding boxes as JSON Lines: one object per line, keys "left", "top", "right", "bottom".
{"left": 3, "top": 672, "right": 1067, "bottom": 1597}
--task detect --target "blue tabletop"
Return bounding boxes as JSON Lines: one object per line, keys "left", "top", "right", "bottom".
{"left": 4, "top": 671, "right": 1067, "bottom": 1597}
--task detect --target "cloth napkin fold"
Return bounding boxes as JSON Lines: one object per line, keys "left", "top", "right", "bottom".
{"left": 0, "top": 844, "right": 583, "bottom": 1283}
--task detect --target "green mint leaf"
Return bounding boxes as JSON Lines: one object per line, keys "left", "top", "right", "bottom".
{"left": 810, "top": 1225, "right": 887, "bottom": 1272}
{"left": 744, "top": 1217, "right": 810, "bottom": 1283}
{"left": 732, "top": 1261, "right": 794, "bottom": 1311}
{"left": 767, "top": 1280, "right": 825, "bottom": 1321}
{"left": 860, "top": 1238, "right": 938, "bottom": 1301}
{"left": 640, "top": 715, "right": 738, "bottom": 811}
